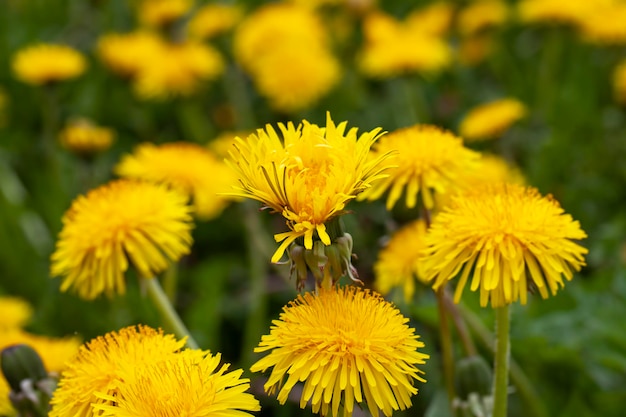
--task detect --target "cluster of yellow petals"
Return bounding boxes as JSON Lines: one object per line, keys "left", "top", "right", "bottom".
{"left": 233, "top": 3, "right": 340, "bottom": 112}
{"left": 226, "top": 113, "right": 390, "bottom": 263}
{"left": 115, "top": 142, "right": 236, "bottom": 220}
{"left": 459, "top": 98, "right": 527, "bottom": 141}
{"left": 421, "top": 183, "right": 588, "bottom": 307}
{"left": 457, "top": 0, "right": 509, "bottom": 36}
{"left": 374, "top": 220, "right": 429, "bottom": 302}
{"left": 516, "top": 0, "right": 608, "bottom": 27}
{"left": 251, "top": 286, "right": 428, "bottom": 417}
{"left": 360, "top": 124, "right": 480, "bottom": 210}
{"left": 358, "top": 9, "right": 453, "bottom": 78}
{"left": 136, "top": 0, "right": 192, "bottom": 27}
{"left": 50, "top": 179, "right": 194, "bottom": 299}
{"left": 0, "top": 296, "right": 33, "bottom": 329}
{"left": 187, "top": 3, "right": 243, "bottom": 40}
{"left": 58, "top": 118, "right": 115, "bottom": 156}
{"left": 97, "top": 31, "right": 163, "bottom": 78}
{"left": 579, "top": 3, "right": 626, "bottom": 45}
{"left": 12, "top": 43, "right": 86, "bottom": 85}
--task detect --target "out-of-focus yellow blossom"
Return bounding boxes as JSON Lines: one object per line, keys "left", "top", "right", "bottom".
{"left": 58, "top": 118, "right": 115, "bottom": 157}
{"left": 12, "top": 44, "right": 86, "bottom": 86}
{"left": 0, "top": 296, "right": 33, "bottom": 329}
{"left": 234, "top": 3, "right": 339, "bottom": 112}
{"left": 0, "top": 329, "right": 81, "bottom": 373}
{"left": 208, "top": 130, "right": 253, "bottom": 158}
{"left": 457, "top": 34, "right": 494, "bottom": 66}
{"left": 358, "top": 11, "right": 452, "bottom": 78}
{"left": 457, "top": 0, "right": 509, "bottom": 36}
{"left": 405, "top": 1, "right": 455, "bottom": 37}
{"left": 187, "top": 3, "right": 243, "bottom": 40}
{"left": 137, "top": 0, "right": 192, "bottom": 28}
{"left": 133, "top": 41, "right": 224, "bottom": 100}
{"left": 115, "top": 142, "right": 237, "bottom": 220}
{"left": 579, "top": 3, "right": 626, "bottom": 45}
{"left": 374, "top": 220, "right": 429, "bottom": 302}
{"left": 516, "top": 0, "right": 610, "bottom": 28}
{"left": 97, "top": 31, "right": 163, "bottom": 78}
{"left": 613, "top": 59, "right": 626, "bottom": 105}
{"left": 459, "top": 98, "right": 527, "bottom": 141}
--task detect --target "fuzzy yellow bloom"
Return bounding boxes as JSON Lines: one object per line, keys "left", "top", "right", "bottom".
{"left": 0, "top": 329, "right": 81, "bottom": 373}
{"left": 226, "top": 113, "right": 390, "bottom": 263}
{"left": 421, "top": 184, "right": 588, "bottom": 307}
{"left": 251, "top": 286, "right": 429, "bottom": 417}
{"left": 115, "top": 142, "right": 236, "bottom": 220}
{"left": 93, "top": 350, "right": 260, "bottom": 417}
{"left": 405, "top": 1, "right": 455, "bottom": 37}
{"left": 12, "top": 44, "right": 86, "bottom": 85}
{"left": 374, "top": 220, "right": 428, "bottom": 302}
{"left": 358, "top": 11, "right": 452, "bottom": 78}
{"left": 360, "top": 124, "right": 481, "bottom": 210}
{"left": 50, "top": 179, "right": 194, "bottom": 299}
{"left": 49, "top": 325, "right": 204, "bottom": 417}
{"left": 459, "top": 98, "right": 527, "bottom": 141}
{"left": 613, "top": 59, "right": 626, "bottom": 105}
{"left": 579, "top": 3, "right": 626, "bottom": 45}
{"left": 137, "top": 0, "right": 192, "bottom": 27}
{"left": 457, "top": 0, "right": 509, "bottom": 36}
{"left": 516, "top": 0, "right": 609, "bottom": 27}
{"left": 133, "top": 40, "right": 224, "bottom": 100}
{"left": 0, "top": 296, "right": 33, "bottom": 329}
{"left": 187, "top": 3, "right": 243, "bottom": 40}
{"left": 58, "top": 118, "right": 114, "bottom": 156}
{"left": 97, "top": 31, "right": 163, "bottom": 77}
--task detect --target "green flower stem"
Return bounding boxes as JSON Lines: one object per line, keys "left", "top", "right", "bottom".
{"left": 145, "top": 276, "right": 199, "bottom": 349}
{"left": 442, "top": 293, "right": 477, "bottom": 357}
{"left": 436, "top": 286, "right": 457, "bottom": 406}
{"left": 240, "top": 201, "right": 269, "bottom": 368}
{"left": 492, "top": 304, "right": 511, "bottom": 417}
{"left": 460, "top": 304, "right": 548, "bottom": 417}
{"left": 162, "top": 262, "right": 179, "bottom": 303}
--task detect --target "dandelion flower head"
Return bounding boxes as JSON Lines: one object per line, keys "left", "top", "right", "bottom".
{"left": 421, "top": 183, "right": 588, "bottom": 307}
{"left": 360, "top": 124, "right": 481, "bottom": 210}
{"left": 50, "top": 179, "right": 194, "bottom": 299}
{"left": 516, "top": 0, "right": 609, "bottom": 27}
{"left": 97, "top": 31, "right": 163, "bottom": 78}
{"left": 137, "top": 0, "right": 192, "bottom": 28}
{"left": 579, "top": 3, "right": 626, "bottom": 45}
{"left": 187, "top": 3, "right": 243, "bottom": 40}
{"left": 0, "top": 296, "right": 33, "bottom": 329}
{"left": 374, "top": 220, "right": 428, "bottom": 302}
{"left": 404, "top": 1, "right": 455, "bottom": 37}
{"left": 59, "top": 118, "right": 115, "bottom": 157}
{"left": 459, "top": 98, "right": 527, "bottom": 141}
{"left": 457, "top": 0, "right": 509, "bottom": 36}
{"left": 12, "top": 43, "right": 86, "bottom": 85}
{"left": 49, "top": 325, "right": 202, "bottom": 417}
{"left": 94, "top": 349, "right": 260, "bottom": 417}
{"left": 115, "top": 142, "right": 236, "bottom": 220}
{"left": 251, "top": 285, "right": 429, "bottom": 417}
{"left": 226, "top": 113, "right": 390, "bottom": 262}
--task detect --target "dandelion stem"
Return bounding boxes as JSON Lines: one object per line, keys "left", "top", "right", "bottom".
{"left": 442, "top": 293, "right": 477, "bottom": 357}
{"left": 436, "top": 286, "right": 457, "bottom": 406}
{"left": 145, "top": 276, "right": 199, "bottom": 349}
{"left": 492, "top": 304, "right": 511, "bottom": 417}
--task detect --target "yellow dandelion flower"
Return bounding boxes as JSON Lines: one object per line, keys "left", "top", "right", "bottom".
{"left": 49, "top": 325, "right": 203, "bottom": 417}
{"left": 579, "top": 3, "right": 626, "bottom": 45}
{"left": 251, "top": 45, "right": 341, "bottom": 113}
{"left": 187, "top": 3, "right": 243, "bottom": 40}
{"left": 0, "top": 296, "right": 33, "bottom": 329}
{"left": 251, "top": 286, "right": 429, "bottom": 417}
{"left": 374, "top": 220, "right": 428, "bottom": 302}
{"left": 97, "top": 31, "right": 164, "bottom": 78}
{"left": 226, "top": 113, "right": 389, "bottom": 263}
{"left": 457, "top": 0, "right": 509, "bottom": 36}
{"left": 516, "top": 0, "right": 608, "bottom": 27}
{"left": 405, "top": 1, "right": 455, "bottom": 37}
{"left": 613, "top": 59, "right": 626, "bottom": 105}
{"left": 360, "top": 124, "right": 481, "bottom": 210}
{"left": 459, "top": 98, "right": 527, "bottom": 141}
{"left": 93, "top": 349, "right": 260, "bottom": 417}
{"left": 468, "top": 153, "right": 525, "bottom": 186}
{"left": 133, "top": 40, "right": 224, "bottom": 100}
{"left": 58, "top": 118, "right": 115, "bottom": 157}
{"left": 0, "top": 328, "right": 81, "bottom": 373}
{"left": 137, "top": 0, "right": 192, "bottom": 28}
{"left": 12, "top": 44, "right": 86, "bottom": 86}
{"left": 50, "top": 179, "right": 194, "bottom": 300}
{"left": 115, "top": 142, "right": 236, "bottom": 220}
{"left": 421, "top": 183, "right": 588, "bottom": 308}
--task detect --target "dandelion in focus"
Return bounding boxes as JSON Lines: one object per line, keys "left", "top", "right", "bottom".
{"left": 94, "top": 350, "right": 260, "bottom": 417}
{"left": 251, "top": 285, "right": 429, "bottom": 417}
{"left": 12, "top": 44, "right": 86, "bottom": 86}
{"left": 58, "top": 118, "right": 115, "bottom": 158}
{"left": 459, "top": 98, "right": 527, "bottom": 141}
{"left": 374, "top": 220, "right": 428, "bottom": 302}
{"left": 360, "top": 124, "right": 480, "bottom": 210}
{"left": 115, "top": 142, "right": 237, "bottom": 220}
{"left": 48, "top": 325, "right": 201, "bottom": 417}
{"left": 50, "top": 179, "right": 194, "bottom": 299}
{"left": 421, "top": 183, "right": 588, "bottom": 307}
